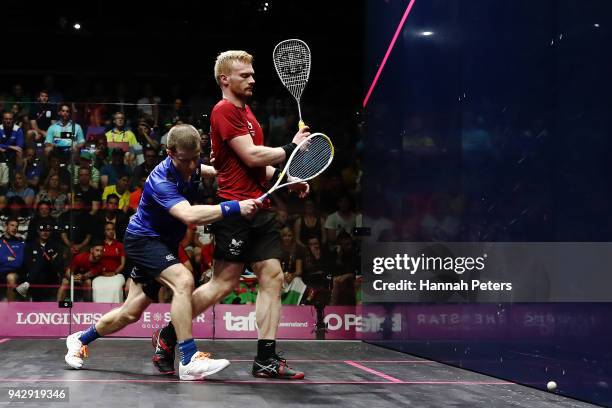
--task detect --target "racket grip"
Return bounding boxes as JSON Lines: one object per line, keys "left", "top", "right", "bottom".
{"left": 298, "top": 120, "right": 306, "bottom": 130}
{"left": 257, "top": 193, "right": 269, "bottom": 202}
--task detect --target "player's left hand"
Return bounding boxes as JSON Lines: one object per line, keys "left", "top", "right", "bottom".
{"left": 288, "top": 180, "right": 310, "bottom": 198}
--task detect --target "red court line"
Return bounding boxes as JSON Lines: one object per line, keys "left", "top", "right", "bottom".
{"left": 362, "top": 0, "right": 417, "bottom": 108}
{"left": 0, "top": 378, "right": 513, "bottom": 385}
{"left": 0, "top": 338, "right": 10, "bottom": 344}
{"left": 344, "top": 360, "right": 403, "bottom": 383}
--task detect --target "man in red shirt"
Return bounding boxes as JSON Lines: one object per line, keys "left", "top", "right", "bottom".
{"left": 57, "top": 240, "right": 104, "bottom": 302}
{"left": 153, "top": 50, "right": 310, "bottom": 379}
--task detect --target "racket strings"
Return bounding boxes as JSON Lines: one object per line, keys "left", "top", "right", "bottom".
{"left": 287, "top": 137, "right": 333, "bottom": 180}
{"left": 273, "top": 41, "right": 311, "bottom": 100}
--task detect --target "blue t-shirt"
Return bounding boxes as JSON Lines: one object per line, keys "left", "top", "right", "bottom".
{"left": 126, "top": 157, "right": 199, "bottom": 244}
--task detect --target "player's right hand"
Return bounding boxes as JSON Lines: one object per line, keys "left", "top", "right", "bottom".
{"left": 291, "top": 126, "right": 310, "bottom": 145}
{"left": 239, "top": 199, "right": 263, "bottom": 218}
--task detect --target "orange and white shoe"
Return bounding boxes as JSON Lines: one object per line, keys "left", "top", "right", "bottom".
{"left": 178, "top": 351, "right": 230, "bottom": 381}
{"left": 65, "top": 331, "right": 88, "bottom": 369}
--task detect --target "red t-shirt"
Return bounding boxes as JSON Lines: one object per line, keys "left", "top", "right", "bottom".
{"left": 70, "top": 252, "right": 104, "bottom": 277}
{"left": 100, "top": 239, "right": 125, "bottom": 275}
{"left": 210, "top": 99, "right": 267, "bottom": 200}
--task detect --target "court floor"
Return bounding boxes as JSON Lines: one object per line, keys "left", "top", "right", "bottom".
{"left": 0, "top": 339, "right": 599, "bottom": 407}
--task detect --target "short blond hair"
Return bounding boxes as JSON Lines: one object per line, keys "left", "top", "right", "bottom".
{"left": 214, "top": 50, "right": 253, "bottom": 86}
{"left": 167, "top": 124, "right": 200, "bottom": 153}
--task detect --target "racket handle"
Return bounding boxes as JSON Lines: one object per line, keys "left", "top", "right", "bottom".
{"left": 298, "top": 120, "right": 306, "bottom": 130}
{"left": 257, "top": 193, "right": 269, "bottom": 202}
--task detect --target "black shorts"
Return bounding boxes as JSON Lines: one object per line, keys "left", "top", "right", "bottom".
{"left": 124, "top": 232, "right": 181, "bottom": 300}
{"left": 211, "top": 209, "right": 282, "bottom": 263}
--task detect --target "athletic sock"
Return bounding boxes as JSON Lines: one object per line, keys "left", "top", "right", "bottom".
{"left": 178, "top": 339, "right": 198, "bottom": 365}
{"left": 257, "top": 339, "right": 276, "bottom": 361}
{"left": 79, "top": 325, "right": 100, "bottom": 345}
{"left": 160, "top": 322, "right": 177, "bottom": 347}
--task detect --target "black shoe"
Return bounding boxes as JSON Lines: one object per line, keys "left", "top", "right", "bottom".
{"left": 152, "top": 328, "right": 176, "bottom": 375}
{"left": 252, "top": 353, "right": 305, "bottom": 379}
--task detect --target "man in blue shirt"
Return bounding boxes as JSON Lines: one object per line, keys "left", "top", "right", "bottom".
{"left": 44, "top": 103, "right": 84, "bottom": 156}
{"left": 0, "top": 217, "right": 26, "bottom": 302}
{"left": 64, "top": 124, "right": 261, "bottom": 381}
{"left": 0, "top": 111, "right": 24, "bottom": 166}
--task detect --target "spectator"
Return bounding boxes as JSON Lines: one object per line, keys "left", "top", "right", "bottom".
{"left": 40, "top": 153, "right": 71, "bottom": 191}
{"left": 279, "top": 227, "right": 307, "bottom": 305}
{"left": 6, "top": 172, "right": 35, "bottom": 208}
{"left": 27, "top": 200, "right": 55, "bottom": 242}
{"left": 301, "top": 236, "right": 331, "bottom": 305}
{"left": 28, "top": 89, "right": 57, "bottom": 140}
{"left": 100, "top": 148, "right": 130, "bottom": 188}
{"left": 128, "top": 175, "right": 146, "bottom": 214}
{"left": 0, "top": 217, "right": 26, "bottom": 301}
{"left": 35, "top": 172, "right": 69, "bottom": 219}
{"left": 44, "top": 103, "right": 85, "bottom": 156}
{"left": 324, "top": 195, "right": 358, "bottom": 244}
{"left": 93, "top": 137, "right": 110, "bottom": 170}
{"left": 73, "top": 165, "right": 101, "bottom": 215}
{"left": 16, "top": 221, "right": 63, "bottom": 301}
{"left": 69, "top": 150, "right": 100, "bottom": 189}
{"left": 92, "top": 194, "right": 128, "bottom": 242}
{"left": 0, "top": 111, "right": 25, "bottom": 168}
{"left": 102, "top": 172, "right": 130, "bottom": 212}
{"left": 294, "top": 199, "right": 326, "bottom": 247}
{"left": 330, "top": 232, "right": 359, "bottom": 305}
{"left": 17, "top": 146, "right": 44, "bottom": 191}
{"left": 105, "top": 112, "right": 137, "bottom": 160}
{"left": 93, "top": 222, "right": 125, "bottom": 303}
{"left": 131, "top": 146, "right": 157, "bottom": 189}
{"left": 57, "top": 241, "right": 104, "bottom": 302}
{"left": 161, "top": 98, "right": 188, "bottom": 131}
{"left": 2, "top": 83, "right": 29, "bottom": 112}
{"left": 57, "top": 192, "right": 92, "bottom": 258}
{"left": 0, "top": 196, "right": 31, "bottom": 241}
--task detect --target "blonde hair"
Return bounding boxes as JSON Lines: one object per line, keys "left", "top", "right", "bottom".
{"left": 214, "top": 50, "right": 253, "bottom": 86}
{"left": 167, "top": 124, "right": 200, "bottom": 153}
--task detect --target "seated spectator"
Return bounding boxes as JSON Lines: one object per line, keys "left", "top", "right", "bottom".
{"left": 17, "top": 147, "right": 45, "bottom": 191}
{"left": 92, "top": 194, "right": 129, "bottom": 241}
{"left": 0, "top": 111, "right": 25, "bottom": 169}
{"left": 301, "top": 236, "right": 332, "bottom": 305}
{"left": 28, "top": 89, "right": 57, "bottom": 141}
{"left": 100, "top": 148, "right": 131, "bottom": 188}
{"left": 294, "top": 199, "right": 326, "bottom": 247}
{"left": 0, "top": 218, "right": 26, "bottom": 301}
{"left": 69, "top": 150, "right": 101, "bottom": 189}
{"left": 73, "top": 165, "right": 101, "bottom": 215}
{"left": 106, "top": 112, "right": 137, "bottom": 159}
{"left": 57, "top": 240, "right": 104, "bottom": 302}
{"left": 93, "top": 222, "right": 125, "bottom": 303}
{"left": 102, "top": 172, "right": 130, "bottom": 212}
{"left": 330, "top": 232, "right": 360, "bottom": 305}
{"left": 133, "top": 118, "right": 160, "bottom": 160}
{"left": 131, "top": 146, "right": 157, "bottom": 189}
{"left": 93, "top": 137, "right": 110, "bottom": 170}
{"left": 0, "top": 196, "right": 32, "bottom": 241}
{"left": 324, "top": 195, "right": 358, "bottom": 244}
{"left": 27, "top": 200, "right": 56, "bottom": 242}
{"left": 40, "top": 153, "right": 72, "bottom": 192}
{"left": 44, "top": 103, "right": 85, "bottom": 156}
{"left": 35, "top": 171, "right": 69, "bottom": 219}
{"left": 128, "top": 175, "right": 146, "bottom": 214}
{"left": 279, "top": 227, "right": 306, "bottom": 305}
{"left": 16, "top": 222, "right": 63, "bottom": 301}
{"left": 6, "top": 172, "right": 35, "bottom": 208}
{"left": 58, "top": 192, "right": 92, "bottom": 259}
